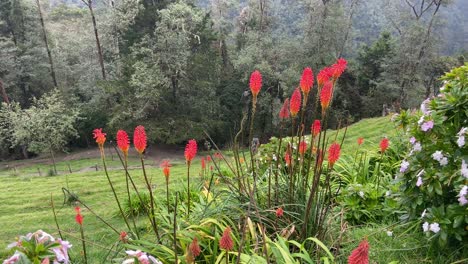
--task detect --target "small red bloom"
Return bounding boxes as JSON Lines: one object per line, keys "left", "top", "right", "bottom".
{"left": 320, "top": 81, "right": 333, "bottom": 111}
{"left": 219, "top": 227, "right": 234, "bottom": 251}
{"left": 214, "top": 152, "right": 223, "bottom": 160}
{"left": 160, "top": 160, "right": 171, "bottom": 179}
{"left": 328, "top": 143, "right": 341, "bottom": 168}
{"left": 348, "top": 239, "right": 369, "bottom": 264}
{"left": 276, "top": 207, "right": 284, "bottom": 218}
{"left": 189, "top": 237, "right": 201, "bottom": 258}
{"left": 206, "top": 155, "right": 212, "bottom": 162}
{"left": 284, "top": 151, "right": 291, "bottom": 167}
{"left": 116, "top": 130, "right": 130, "bottom": 156}
{"left": 312, "top": 120, "right": 321, "bottom": 137}
{"left": 290, "top": 88, "right": 302, "bottom": 117}
{"left": 357, "top": 137, "right": 364, "bottom": 146}
{"left": 249, "top": 70, "right": 262, "bottom": 97}
{"left": 75, "top": 206, "right": 83, "bottom": 225}
{"left": 93, "top": 128, "right": 106, "bottom": 147}
{"left": 317, "top": 67, "right": 333, "bottom": 88}
{"left": 317, "top": 149, "right": 324, "bottom": 167}
{"left": 279, "top": 98, "right": 290, "bottom": 120}
{"left": 300, "top": 67, "right": 314, "bottom": 95}
{"left": 299, "top": 141, "right": 307, "bottom": 155}
{"left": 185, "top": 139, "right": 197, "bottom": 164}
{"left": 380, "top": 138, "right": 389, "bottom": 153}
{"left": 201, "top": 157, "right": 206, "bottom": 170}
{"left": 133, "top": 125, "right": 147, "bottom": 154}
{"left": 332, "top": 58, "right": 347, "bottom": 80}
{"left": 119, "top": 231, "right": 128, "bottom": 243}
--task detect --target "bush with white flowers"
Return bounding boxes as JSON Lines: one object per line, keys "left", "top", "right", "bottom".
{"left": 395, "top": 64, "right": 467, "bottom": 246}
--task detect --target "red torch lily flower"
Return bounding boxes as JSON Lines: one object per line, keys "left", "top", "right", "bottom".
{"left": 133, "top": 125, "right": 147, "bottom": 154}
{"left": 290, "top": 88, "right": 301, "bottom": 117}
{"left": 332, "top": 58, "right": 347, "bottom": 80}
{"left": 249, "top": 70, "right": 262, "bottom": 98}
{"left": 201, "top": 157, "right": 206, "bottom": 170}
{"left": 299, "top": 141, "right": 307, "bottom": 156}
{"left": 348, "top": 239, "right": 369, "bottom": 264}
{"left": 312, "top": 120, "right": 321, "bottom": 137}
{"left": 328, "top": 143, "right": 341, "bottom": 168}
{"left": 93, "top": 128, "right": 106, "bottom": 148}
{"left": 119, "top": 231, "right": 128, "bottom": 243}
{"left": 116, "top": 130, "right": 130, "bottom": 157}
{"left": 357, "top": 137, "right": 364, "bottom": 146}
{"left": 160, "top": 160, "right": 171, "bottom": 179}
{"left": 320, "top": 81, "right": 333, "bottom": 113}
{"left": 276, "top": 207, "right": 284, "bottom": 218}
{"left": 279, "top": 98, "right": 290, "bottom": 120}
{"left": 189, "top": 237, "right": 201, "bottom": 258}
{"left": 185, "top": 139, "right": 197, "bottom": 165}
{"left": 75, "top": 206, "right": 83, "bottom": 225}
{"left": 380, "top": 138, "right": 389, "bottom": 153}
{"left": 300, "top": 67, "right": 314, "bottom": 95}
{"left": 219, "top": 227, "right": 234, "bottom": 251}
{"left": 317, "top": 67, "right": 333, "bottom": 89}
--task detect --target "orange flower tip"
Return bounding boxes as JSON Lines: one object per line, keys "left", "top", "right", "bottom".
{"left": 357, "top": 137, "right": 364, "bottom": 145}
{"left": 332, "top": 58, "right": 347, "bottom": 80}
{"left": 219, "top": 227, "right": 234, "bottom": 251}
{"left": 249, "top": 70, "right": 262, "bottom": 97}
{"left": 348, "top": 239, "right": 369, "bottom": 264}
{"left": 189, "top": 237, "right": 201, "bottom": 257}
{"left": 276, "top": 207, "right": 284, "bottom": 218}
{"left": 300, "top": 67, "right": 314, "bottom": 94}
{"left": 133, "top": 125, "right": 147, "bottom": 154}
{"left": 312, "top": 120, "right": 321, "bottom": 137}
{"left": 184, "top": 139, "right": 198, "bottom": 163}
{"left": 92, "top": 128, "right": 106, "bottom": 146}
{"left": 320, "top": 81, "right": 333, "bottom": 110}
{"left": 328, "top": 143, "right": 341, "bottom": 167}
{"left": 290, "top": 88, "right": 302, "bottom": 117}
{"left": 116, "top": 130, "right": 130, "bottom": 154}
{"left": 317, "top": 67, "right": 333, "bottom": 88}
{"left": 74, "top": 206, "right": 81, "bottom": 214}
{"left": 279, "top": 98, "right": 290, "bottom": 120}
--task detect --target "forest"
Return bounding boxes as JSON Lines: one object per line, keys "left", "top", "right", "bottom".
{"left": 0, "top": 0, "right": 466, "bottom": 160}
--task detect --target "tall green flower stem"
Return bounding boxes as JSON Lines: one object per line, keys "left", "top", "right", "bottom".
{"left": 98, "top": 147, "right": 132, "bottom": 233}
{"left": 376, "top": 151, "right": 384, "bottom": 190}
{"left": 79, "top": 223, "right": 88, "bottom": 264}
{"left": 249, "top": 96, "right": 258, "bottom": 197}
{"left": 274, "top": 122, "right": 285, "bottom": 206}
{"left": 123, "top": 156, "right": 139, "bottom": 239}
{"left": 289, "top": 117, "right": 296, "bottom": 205}
{"left": 173, "top": 192, "right": 179, "bottom": 264}
{"left": 139, "top": 155, "right": 161, "bottom": 241}
{"left": 165, "top": 176, "right": 170, "bottom": 213}
{"left": 187, "top": 162, "right": 191, "bottom": 217}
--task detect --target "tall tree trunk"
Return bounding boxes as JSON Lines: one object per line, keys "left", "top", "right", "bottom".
{"left": 0, "top": 79, "right": 10, "bottom": 104}
{"left": 35, "top": 0, "right": 58, "bottom": 88}
{"left": 83, "top": 0, "right": 106, "bottom": 80}
{"left": 338, "top": 0, "right": 359, "bottom": 58}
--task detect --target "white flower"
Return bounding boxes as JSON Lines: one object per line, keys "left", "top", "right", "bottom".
{"left": 460, "top": 185, "right": 468, "bottom": 196}
{"left": 413, "top": 142, "right": 422, "bottom": 152}
{"left": 400, "top": 160, "right": 410, "bottom": 173}
{"left": 272, "top": 154, "right": 277, "bottom": 161}
{"left": 3, "top": 252, "right": 21, "bottom": 264}
{"left": 457, "top": 136, "right": 465, "bottom": 147}
{"left": 420, "top": 98, "right": 431, "bottom": 114}
{"left": 410, "top": 137, "right": 416, "bottom": 144}
{"left": 458, "top": 186, "right": 468, "bottom": 206}
{"left": 432, "top": 151, "right": 444, "bottom": 162}
{"left": 386, "top": 231, "right": 393, "bottom": 237}
{"left": 385, "top": 190, "right": 391, "bottom": 197}
{"left": 416, "top": 177, "right": 423, "bottom": 187}
{"left": 462, "top": 160, "right": 468, "bottom": 179}
{"left": 429, "top": 223, "right": 440, "bottom": 233}
{"left": 358, "top": 191, "right": 365, "bottom": 198}
{"left": 422, "top": 222, "right": 429, "bottom": 232}
{"left": 439, "top": 157, "right": 448, "bottom": 166}
{"left": 418, "top": 116, "right": 425, "bottom": 125}
{"left": 421, "top": 209, "right": 427, "bottom": 218}
{"left": 458, "top": 127, "right": 467, "bottom": 136}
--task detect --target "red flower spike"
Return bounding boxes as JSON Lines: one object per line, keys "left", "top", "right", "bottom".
{"left": 249, "top": 70, "right": 262, "bottom": 97}
{"left": 75, "top": 206, "right": 83, "bottom": 225}
{"left": 380, "top": 138, "right": 389, "bottom": 153}
{"left": 206, "top": 155, "right": 212, "bottom": 162}
{"left": 328, "top": 143, "right": 341, "bottom": 168}
{"left": 320, "top": 81, "right": 333, "bottom": 111}
{"left": 276, "top": 207, "right": 284, "bottom": 218}
{"left": 185, "top": 139, "right": 197, "bottom": 164}
{"left": 279, "top": 98, "right": 290, "bottom": 120}
{"left": 312, "top": 120, "right": 321, "bottom": 137}
{"left": 332, "top": 58, "right": 347, "bottom": 80}
{"left": 300, "top": 67, "right": 314, "bottom": 95}
{"left": 119, "top": 231, "right": 128, "bottom": 243}
{"left": 219, "top": 227, "right": 234, "bottom": 251}
{"left": 348, "top": 239, "right": 369, "bottom": 264}
{"left": 116, "top": 130, "right": 130, "bottom": 156}
{"left": 299, "top": 141, "right": 307, "bottom": 155}
{"left": 160, "top": 160, "right": 171, "bottom": 179}
{"left": 284, "top": 151, "right": 291, "bottom": 166}
{"left": 290, "top": 88, "right": 302, "bottom": 117}
{"left": 214, "top": 152, "right": 223, "bottom": 160}
{"left": 317, "top": 67, "right": 332, "bottom": 88}
{"left": 201, "top": 157, "right": 206, "bottom": 170}
{"left": 75, "top": 206, "right": 81, "bottom": 214}
{"left": 189, "top": 237, "right": 201, "bottom": 258}
{"left": 133, "top": 125, "right": 147, "bottom": 154}
{"left": 92, "top": 128, "right": 106, "bottom": 147}
{"left": 357, "top": 137, "right": 364, "bottom": 146}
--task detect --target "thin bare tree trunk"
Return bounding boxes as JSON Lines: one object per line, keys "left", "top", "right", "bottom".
{"left": 35, "top": 0, "right": 58, "bottom": 88}
{"left": 83, "top": 0, "right": 106, "bottom": 80}
{"left": 0, "top": 79, "right": 10, "bottom": 104}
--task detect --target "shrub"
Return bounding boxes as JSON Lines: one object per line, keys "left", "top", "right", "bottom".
{"left": 395, "top": 64, "right": 468, "bottom": 246}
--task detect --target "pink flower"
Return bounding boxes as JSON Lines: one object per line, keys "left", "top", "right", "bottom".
{"left": 421, "top": 121, "right": 434, "bottom": 132}
{"left": 416, "top": 177, "right": 423, "bottom": 187}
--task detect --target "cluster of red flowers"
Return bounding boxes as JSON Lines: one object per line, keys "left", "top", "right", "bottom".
{"left": 299, "top": 141, "right": 308, "bottom": 155}
{"left": 276, "top": 207, "right": 284, "bottom": 218}
{"left": 320, "top": 81, "right": 333, "bottom": 111}
{"left": 357, "top": 137, "right": 364, "bottom": 146}
{"left": 249, "top": 70, "right": 262, "bottom": 98}
{"left": 134, "top": 126, "right": 147, "bottom": 154}
{"left": 279, "top": 98, "right": 290, "bottom": 120}
{"left": 300, "top": 67, "right": 314, "bottom": 95}
{"left": 380, "top": 138, "right": 389, "bottom": 153}
{"left": 189, "top": 237, "right": 201, "bottom": 258}
{"left": 219, "top": 227, "right": 234, "bottom": 251}
{"left": 312, "top": 120, "right": 321, "bottom": 137}
{"left": 116, "top": 130, "right": 130, "bottom": 156}
{"left": 201, "top": 157, "right": 206, "bottom": 170}
{"left": 290, "top": 88, "right": 302, "bottom": 117}
{"left": 348, "top": 239, "right": 369, "bottom": 264}
{"left": 160, "top": 160, "right": 171, "bottom": 179}
{"left": 327, "top": 143, "right": 341, "bottom": 168}
{"left": 184, "top": 139, "right": 198, "bottom": 165}
{"left": 75, "top": 206, "right": 83, "bottom": 226}
{"left": 92, "top": 128, "right": 106, "bottom": 147}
